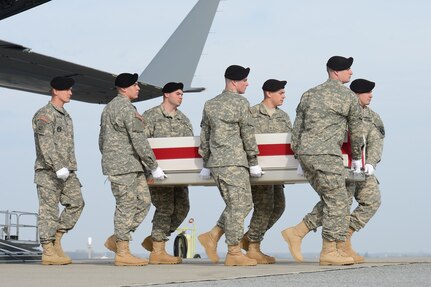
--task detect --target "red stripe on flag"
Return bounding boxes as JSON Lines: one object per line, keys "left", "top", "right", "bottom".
{"left": 258, "top": 144, "right": 294, "bottom": 156}
{"left": 152, "top": 144, "right": 294, "bottom": 160}
{"left": 341, "top": 133, "right": 353, "bottom": 167}
{"left": 152, "top": 143, "right": 350, "bottom": 160}
{"left": 153, "top": 147, "right": 200, "bottom": 160}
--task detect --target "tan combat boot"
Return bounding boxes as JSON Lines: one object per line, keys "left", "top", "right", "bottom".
{"left": 319, "top": 239, "right": 354, "bottom": 266}
{"left": 246, "top": 242, "right": 275, "bottom": 264}
{"left": 53, "top": 231, "right": 72, "bottom": 264}
{"left": 141, "top": 235, "right": 153, "bottom": 252}
{"left": 115, "top": 240, "right": 148, "bottom": 266}
{"left": 337, "top": 228, "right": 365, "bottom": 264}
{"left": 104, "top": 234, "right": 117, "bottom": 252}
{"left": 41, "top": 242, "right": 71, "bottom": 265}
{"left": 149, "top": 241, "right": 182, "bottom": 264}
{"left": 281, "top": 220, "right": 310, "bottom": 262}
{"left": 239, "top": 232, "right": 250, "bottom": 251}
{"left": 225, "top": 244, "right": 257, "bottom": 266}
{"left": 198, "top": 225, "right": 224, "bottom": 263}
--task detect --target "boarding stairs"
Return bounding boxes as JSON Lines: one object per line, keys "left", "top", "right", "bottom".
{"left": 0, "top": 210, "right": 41, "bottom": 263}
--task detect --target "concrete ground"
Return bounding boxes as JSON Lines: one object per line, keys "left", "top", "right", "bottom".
{"left": 0, "top": 257, "right": 430, "bottom": 287}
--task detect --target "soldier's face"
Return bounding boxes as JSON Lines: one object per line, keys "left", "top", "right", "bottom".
{"left": 54, "top": 88, "right": 72, "bottom": 104}
{"left": 337, "top": 68, "right": 353, "bottom": 84}
{"left": 123, "top": 83, "right": 140, "bottom": 100}
{"left": 269, "top": 89, "right": 286, "bottom": 107}
{"left": 233, "top": 78, "right": 249, "bottom": 94}
{"left": 358, "top": 91, "right": 373, "bottom": 107}
{"left": 166, "top": 89, "right": 184, "bottom": 107}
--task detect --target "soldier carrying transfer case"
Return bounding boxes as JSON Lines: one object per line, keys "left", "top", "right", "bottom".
{"left": 32, "top": 76, "right": 85, "bottom": 265}
{"left": 282, "top": 56, "right": 364, "bottom": 266}
{"left": 197, "top": 65, "right": 264, "bottom": 266}
{"left": 99, "top": 73, "right": 167, "bottom": 266}
{"left": 141, "top": 82, "right": 193, "bottom": 264}
{"left": 281, "top": 78, "right": 384, "bottom": 265}
{"left": 240, "top": 79, "right": 292, "bottom": 264}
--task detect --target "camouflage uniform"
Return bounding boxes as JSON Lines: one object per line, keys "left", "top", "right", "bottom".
{"left": 199, "top": 90, "right": 259, "bottom": 245}
{"left": 143, "top": 105, "right": 193, "bottom": 241}
{"left": 99, "top": 94, "right": 158, "bottom": 241}
{"left": 303, "top": 107, "right": 384, "bottom": 232}
{"left": 32, "top": 102, "right": 85, "bottom": 244}
{"left": 247, "top": 103, "right": 292, "bottom": 242}
{"left": 348, "top": 107, "right": 384, "bottom": 231}
{"left": 291, "top": 79, "right": 363, "bottom": 241}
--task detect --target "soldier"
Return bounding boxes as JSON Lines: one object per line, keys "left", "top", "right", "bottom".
{"left": 141, "top": 82, "right": 193, "bottom": 264}
{"left": 282, "top": 79, "right": 384, "bottom": 265}
{"left": 198, "top": 65, "right": 263, "bottom": 266}
{"left": 32, "top": 76, "right": 85, "bottom": 265}
{"left": 282, "top": 56, "right": 364, "bottom": 266}
{"left": 240, "top": 79, "right": 291, "bottom": 264}
{"left": 99, "top": 73, "right": 167, "bottom": 266}
{"left": 343, "top": 79, "right": 384, "bottom": 262}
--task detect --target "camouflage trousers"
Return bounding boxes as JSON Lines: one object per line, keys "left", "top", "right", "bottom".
{"left": 303, "top": 175, "right": 381, "bottom": 233}
{"left": 35, "top": 171, "right": 84, "bottom": 244}
{"left": 347, "top": 175, "right": 381, "bottom": 231}
{"left": 211, "top": 166, "right": 253, "bottom": 246}
{"left": 149, "top": 186, "right": 190, "bottom": 241}
{"left": 247, "top": 184, "right": 285, "bottom": 242}
{"left": 109, "top": 172, "right": 151, "bottom": 241}
{"left": 299, "top": 155, "right": 350, "bottom": 241}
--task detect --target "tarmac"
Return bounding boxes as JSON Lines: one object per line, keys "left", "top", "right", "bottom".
{"left": 0, "top": 257, "right": 430, "bottom": 287}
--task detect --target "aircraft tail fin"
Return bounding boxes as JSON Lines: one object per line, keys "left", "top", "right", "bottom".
{"left": 139, "top": 0, "right": 221, "bottom": 92}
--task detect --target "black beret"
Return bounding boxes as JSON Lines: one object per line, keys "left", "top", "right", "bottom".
{"left": 162, "top": 82, "right": 184, "bottom": 93}
{"left": 326, "top": 56, "right": 354, "bottom": 71}
{"left": 115, "top": 73, "right": 138, "bottom": 88}
{"left": 50, "top": 76, "right": 74, "bottom": 90}
{"left": 350, "top": 79, "right": 375, "bottom": 93}
{"left": 224, "top": 65, "right": 250, "bottom": 80}
{"left": 262, "top": 79, "right": 287, "bottom": 92}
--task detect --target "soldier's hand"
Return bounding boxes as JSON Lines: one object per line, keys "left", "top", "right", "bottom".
{"left": 199, "top": 168, "right": 211, "bottom": 180}
{"left": 151, "top": 167, "right": 167, "bottom": 181}
{"left": 351, "top": 160, "right": 362, "bottom": 174}
{"left": 56, "top": 167, "right": 70, "bottom": 181}
{"left": 250, "top": 165, "right": 264, "bottom": 177}
{"left": 297, "top": 164, "right": 304, "bottom": 177}
{"left": 364, "top": 164, "right": 375, "bottom": 176}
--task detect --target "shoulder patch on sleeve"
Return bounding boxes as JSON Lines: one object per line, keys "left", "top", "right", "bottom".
{"left": 37, "top": 115, "right": 50, "bottom": 123}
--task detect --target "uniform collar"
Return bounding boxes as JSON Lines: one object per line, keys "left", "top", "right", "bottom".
{"left": 222, "top": 89, "right": 241, "bottom": 96}
{"left": 49, "top": 101, "right": 67, "bottom": 115}
{"left": 327, "top": 78, "right": 345, "bottom": 86}
{"left": 259, "top": 102, "right": 278, "bottom": 117}
{"left": 160, "top": 104, "right": 178, "bottom": 118}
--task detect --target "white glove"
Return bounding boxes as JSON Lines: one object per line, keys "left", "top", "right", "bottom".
{"left": 56, "top": 167, "right": 70, "bottom": 181}
{"left": 199, "top": 168, "right": 211, "bottom": 180}
{"left": 151, "top": 167, "right": 167, "bottom": 180}
{"left": 297, "top": 164, "right": 304, "bottom": 177}
{"left": 364, "top": 164, "right": 375, "bottom": 176}
{"left": 250, "top": 165, "right": 264, "bottom": 177}
{"left": 351, "top": 160, "right": 362, "bottom": 174}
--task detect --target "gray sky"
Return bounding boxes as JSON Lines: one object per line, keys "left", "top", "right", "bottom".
{"left": 1, "top": 0, "right": 430, "bottom": 256}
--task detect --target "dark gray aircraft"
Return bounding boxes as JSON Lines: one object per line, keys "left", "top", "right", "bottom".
{"left": 0, "top": 0, "right": 220, "bottom": 103}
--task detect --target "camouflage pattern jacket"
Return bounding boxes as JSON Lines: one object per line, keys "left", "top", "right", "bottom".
{"left": 143, "top": 104, "right": 193, "bottom": 138}
{"left": 362, "top": 107, "right": 385, "bottom": 167}
{"left": 32, "top": 102, "right": 77, "bottom": 172}
{"left": 199, "top": 90, "right": 259, "bottom": 168}
{"left": 250, "top": 102, "right": 292, "bottom": 134}
{"left": 291, "top": 79, "right": 364, "bottom": 160}
{"left": 99, "top": 94, "right": 158, "bottom": 175}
